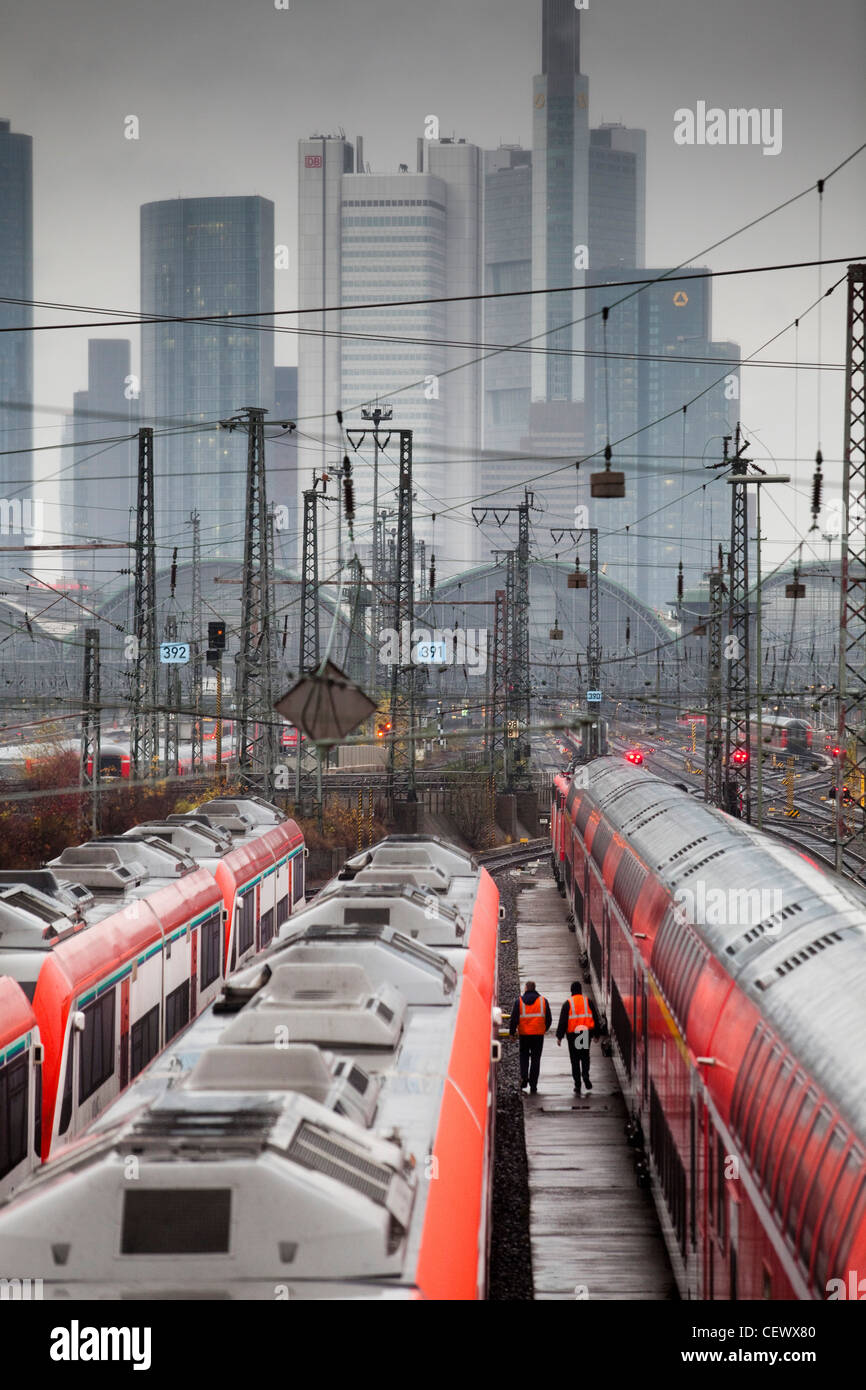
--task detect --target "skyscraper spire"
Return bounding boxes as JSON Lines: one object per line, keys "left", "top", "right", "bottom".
{"left": 542, "top": 0, "right": 581, "bottom": 76}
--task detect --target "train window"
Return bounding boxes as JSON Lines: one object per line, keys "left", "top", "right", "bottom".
{"left": 612, "top": 851, "right": 647, "bottom": 922}
{"left": 164, "top": 981, "right": 190, "bottom": 1045}
{"left": 731, "top": 1025, "right": 769, "bottom": 1135}
{"left": 79, "top": 991, "right": 116, "bottom": 1104}
{"left": 293, "top": 856, "right": 305, "bottom": 904}
{"left": 798, "top": 1124, "right": 845, "bottom": 1274}
{"left": 785, "top": 1104, "right": 831, "bottom": 1245}
{"left": 813, "top": 1148, "right": 864, "bottom": 1293}
{"left": 0, "top": 1056, "right": 28, "bottom": 1179}
{"left": 236, "top": 892, "right": 255, "bottom": 955}
{"left": 121, "top": 1189, "right": 231, "bottom": 1255}
{"left": 260, "top": 907, "right": 275, "bottom": 949}
{"left": 199, "top": 912, "right": 222, "bottom": 990}
{"left": 755, "top": 1057, "right": 793, "bottom": 1185}
{"left": 59, "top": 1042, "right": 74, "bottom": 1136}
{"left": 591, "top": 820, "right": 613, "bottom": 868}
{"left": 773, "top": 1087, "right": 818, "bottom": 1222}
{"left": 743, "top": 1044, "right": 783, "bottom": 1161}
{"left": 33, "top": 1059, "right": 41, "bottom": 1161}
{"left": 765, "top": 1072, "right": 806, "bottom": 1202}
{"left": 276, "top": 894, "right": 290, "bottom": 927}
{"left": 716, "top": 1134, "right": 726, "bottom": 1246}
{"left": 130, "top": 1005, "right": 160, "bottom": 1081}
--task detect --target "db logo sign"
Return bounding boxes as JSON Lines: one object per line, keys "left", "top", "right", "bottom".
{"left": 305, "top": 155, "right": 323, "bottom": 168}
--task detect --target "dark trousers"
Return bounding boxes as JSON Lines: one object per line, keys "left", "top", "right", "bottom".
{"left": 566, "top": 1032, "right": 592, "bottom": 1088}
{"left": 519, "top": 1035, "right": 545, "bottom": 1087}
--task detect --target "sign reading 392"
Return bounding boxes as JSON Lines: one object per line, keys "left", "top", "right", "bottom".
{"left": 159, "top": 642, "right": 191, "bottom": 664}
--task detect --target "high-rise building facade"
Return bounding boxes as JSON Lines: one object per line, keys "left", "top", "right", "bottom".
{"left": 60, "top": 339, "right": 137, "bottom": 578}
{"left": 585, "top": 269, "right": 741, "bottom": 612}
{"left": 531, "top": 0, "right": 589, "bottom": 405}
{"left": 140, "top": 197, "right": 274, "bottom": 556}
{"left": 0, "top": 120, "right": 33, "bottom": 492}
{"left": 297, "top": 135, "right": 483, "bottom": 573}
{"left": 588, "top": 124, "right": 646, "bottom": 271}
{"left": 482, "top": 146, "right": 532, "bottom": 501}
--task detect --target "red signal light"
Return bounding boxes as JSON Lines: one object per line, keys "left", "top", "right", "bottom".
{"left": 731, "top": 748, "right": 749, "bottom": 766}
{"left": 625, "top": 749, "right": 643, "bottom": 765}
{"left": 832, "top": 746, "right": 842, "bottom": 758}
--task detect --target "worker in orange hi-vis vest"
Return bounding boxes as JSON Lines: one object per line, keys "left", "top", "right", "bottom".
{"left": 556, "top": 980, "right": 599, "bottom": 1095}
{"left": 508, "top": 980, "right": 552, "bottom": 1094}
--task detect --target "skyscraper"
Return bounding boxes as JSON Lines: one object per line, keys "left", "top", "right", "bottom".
{"left": 531, "top": 0, "right": 589, "bottom": 405}
{"left": 297, "top": 135, "right": 483, "bottom": 573}
{"left": 585, "top": 269, "right": 741, "bottom": 611}
{"left": 589, "top": 124, "right": 646, "bottom": 270}
{"left": 60, "top": 339, "right": 137, "bottom": 579}
{"left": 0, "top": 120, "right": 33, "bottom": 492}
{"left": 482, "top": 146, "right": 532, "bottom": 499}
{"left": 272, "top": 365, "right": 298, "bottom": 569}
{"left": 140, "top": 197, "right": 275, "bottom": 556}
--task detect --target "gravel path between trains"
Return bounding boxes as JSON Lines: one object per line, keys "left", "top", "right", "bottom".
{"left": 488, "top": 870, "right": 534, "bottom": 1301}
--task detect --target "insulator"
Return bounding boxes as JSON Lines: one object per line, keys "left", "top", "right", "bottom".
{"left": 429, "top": 555, "right": 436, "bottom": 591}
{"left": 604, "top": 444, "right": 612, "bottom": 464}
{"left": 336, "top": 409, "right": 343, "bottom": 426}
{"left": 677, "top": 562, "right": 683, "bottom": 601}
{"left": 170, "top": 547, "right": 177, "bottom": 593}
{"left": 343, "top": 454, "right": 351, "bottom": 476}
{"left": 343, "top": 476, "right": 355, "bottom": 523}
{"left": 810, "top": 450, "right": 823, "bottom": 525}
{"left": 625, "top": 621, "right": 631, "bottom": 645}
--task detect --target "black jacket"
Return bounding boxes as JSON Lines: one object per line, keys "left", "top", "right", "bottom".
{"left": 509, "top": 989, "right": 553, "bottom": 1036}
{"left": 556, "top": 991, "right": 599, "bottom": 1042}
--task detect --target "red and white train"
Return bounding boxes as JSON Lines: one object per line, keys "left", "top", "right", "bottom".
{"left": 551, "top": 757, "right": 866, "bottom": 1301}
{"left": 0, "top": 798, "right": 304, "bottom": 1200}
{"left": 0, "top": 835, "right": 501, "bottom": 1299}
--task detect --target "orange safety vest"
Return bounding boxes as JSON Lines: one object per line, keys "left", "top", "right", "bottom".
{"left": 567, "top": 993, "right": 594, "bottom": 1033}
{"left": 518, "top": 994, "right": 548, "bottom": 1035}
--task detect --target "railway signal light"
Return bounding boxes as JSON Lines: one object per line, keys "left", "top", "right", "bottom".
{"left": 625, "top": 749, "right": 643, "bottom": 765}
{"left": 375, "top": 716, "right": 392, "bottom": 739}
{"left": 208, "top": 620, "right": 226, "bottom": 650}
{"left": 731, "top": 748, "right": 749, "bottom": 766}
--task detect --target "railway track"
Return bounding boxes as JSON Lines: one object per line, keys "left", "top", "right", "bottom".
{"left": 477, "top": 838, "right": 548, "bottom": 870}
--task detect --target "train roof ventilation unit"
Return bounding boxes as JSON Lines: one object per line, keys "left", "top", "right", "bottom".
{"left": 725, "top": 902, "right": 805, "bottom": 957}
{"left": 287, "top": 1121, "right": 393, "bottom": 1206}
{"left": 220, "top": 963, "right": 406, "bottom": 1050}
{"left": 48, "top": 845, "right": 145, "bottom": 891}
{"left": 186, "top": 1044, "right": 379, "bottom": 1127}
{"left": 755, "top": 930, "right": 845, "bottom": 992}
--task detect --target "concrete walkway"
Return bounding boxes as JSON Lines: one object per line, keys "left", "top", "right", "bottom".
{"left": 512, "top": 870, "right": 676, "bottom": 1300}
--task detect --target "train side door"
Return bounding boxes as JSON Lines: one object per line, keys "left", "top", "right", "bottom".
{"left": 119, "top": 978, "right": 130, "bottom": 1091}
{"left": 189, "top": 925, "right": 198, "bottom": 1018}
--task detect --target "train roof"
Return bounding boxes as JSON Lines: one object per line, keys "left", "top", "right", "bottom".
{"left": 558, "top": 758, "right": 866, "bottom": 1136}
{"left": 0, "top": 835, "right": 497, "bottom": 1297}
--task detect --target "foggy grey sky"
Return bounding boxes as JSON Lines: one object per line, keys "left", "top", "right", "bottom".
{"left": 2, "top": 0, "right": 865, "bottom": 562}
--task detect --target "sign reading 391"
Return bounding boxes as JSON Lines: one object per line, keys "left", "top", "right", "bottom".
{"left": 159, "top": 642, "right": 191, "bottom": 664}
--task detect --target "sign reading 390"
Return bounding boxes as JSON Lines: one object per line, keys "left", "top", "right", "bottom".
{"left": 159, "top": 642, "right": 191, "bottom": 664}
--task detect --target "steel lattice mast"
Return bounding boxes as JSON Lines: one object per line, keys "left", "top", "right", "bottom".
{"left": 488, "top": 587, "right": 508, "bottom": 783}
{"left": 232, "top": 406, "right": 276, "bottom": 800}
{"left": 295, "top": 480, "right": 323, "bottom": 808}
{"left": 130, "top": 427, "right": 159, "bottom": 778}
{"left": 81, "top": 627, "right": 101, "bottom": 837}
{"left": 344, "top": 555, "right": 369, "bottom": 684}
{"left": 387, "top": 431, "right": 416, "bottom": 807}
{"left": 723, "top": 429, "right": 753, "bottom": 821}
{"left": 188, "top": 511, "right": 204, "bottom": 773}
{"left": 836, "top": 264, "right": 866, "bottom": 868}
{"left": 705, "top": 548, "right": 725, "bottom": 806}
{"left": 476, "top": 492, "right": 534, "bottom": 788}
{"left": 163, "top": 612, "right": 180, "bottom": 776}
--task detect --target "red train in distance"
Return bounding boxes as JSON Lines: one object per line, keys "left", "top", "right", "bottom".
{"left": 0, "top": 798, "right": 304, "bottom": 1201}
{"left": 551, "top": 757, "right": 866, "bottom": 1301}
